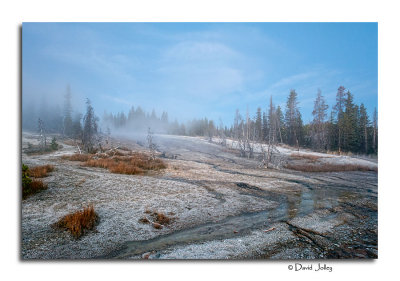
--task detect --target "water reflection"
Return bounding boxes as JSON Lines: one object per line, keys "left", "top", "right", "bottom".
{"left": 287, "top": 190, "right": 302, "bottom": 219}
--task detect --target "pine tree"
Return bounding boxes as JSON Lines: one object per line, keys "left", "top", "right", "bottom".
{"left": 255, "top": 107, "right": 262, "bottom": 142}
{"left": 262, "top": 111, "right": 268, "bottom": 142}
{"left": 342, "top": 91, "right": 359, "bottom": 152}
{"left": 333, "top": 86, "right": 346, "bottom": 153}
{"left": 327, "top": 111, "right": 338, "bottom": 151}
{"left": 268, "top": 96, "right": 277, "bottom": 144}
{"left": 82, "top": 99, "right": 98, "bottom": 153}
{"left": 311, "top": 89, "right": 329, "bottom": 150}
{"left": 372, "top": 107, "right": 378, "bottom": 154}
{"left": 276, "top": 106, "right": 284, "bottom": 143}
{"left": 285, "top": 90, "right": 302, "bottom": 147}
{"left": 359, "top": 103, "right": 370, "bottom": 153}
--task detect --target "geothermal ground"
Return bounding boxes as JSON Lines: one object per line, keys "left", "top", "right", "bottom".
{"left": 21, "top": 132, "right": 377, "bottom": 259}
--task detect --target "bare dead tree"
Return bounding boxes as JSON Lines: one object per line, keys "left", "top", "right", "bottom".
{"left": 106, "top": 127, "right": 111, "bottom": 145}
{"left": 238, "top": 126, "right": 246, "bottom": 158}
{"left": 245, "top": 106, "right": 255, "bottom": 158}
{"left": 38, "top": 118, "right": 46, "bottom": 151}
{"left": 264, "top": 97, "right": 287, "bottom": 169}
{"left": 147, "top": 127, "right": 157, "bottom": 160}
{"left": 218, "top": 118, "right": 226, "bottom": 147}
{"left": 311, "top": 89, "right": 329, "bottom": 150}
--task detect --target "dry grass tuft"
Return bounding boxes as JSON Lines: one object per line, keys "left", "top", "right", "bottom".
{"left": 28, "top": 164, "right": 55, "bottom": 178}
{"left": 154, "top": 212, "right": 171, "bottom": 225}
{"left": 55, "top": 205, "right": 99, "bottom": 238}
{"left": 139, "top": 211, "right": 172, "bottom": 229}
{"left": 286, "top": 163, "right": 377, "bottom": 172}
{"left": 23, "top": 179, "right": 48, "bottom": 199}
{"left": 84, "top": 153, "right": 166, "bottom": 175}
{"left": 62, "top": 152, "right": 166, "bottom": 175}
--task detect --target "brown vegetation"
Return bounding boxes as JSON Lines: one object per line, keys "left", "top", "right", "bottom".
{"left": 54, "top": 205, "right": 99, "bottom": 238}
{"left": 28, "top": 164, "right": 55, "bottom": 178}
{"left": 285, "top": 163, "right": 377, "bottom": 172}
{"left": 22, "top": 179, "right": 48, "bottom": 199}
{"left": 139, "top": 211, "right": 173, "bottom": 229}
{"left": 154, "top": 212, "right": 171, "bottom": 225}
{"left": 22, "top": 164, "right": 49, "bottom": 199}
{"left": 62, "top": 152, "right": 166, "bottom": 175}
{"left": 84, "top": 153, "right": 166, "bottom": 175}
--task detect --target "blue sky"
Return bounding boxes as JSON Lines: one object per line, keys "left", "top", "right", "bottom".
{"left": 22, "top": 22, "right": 377, "bottom": 125}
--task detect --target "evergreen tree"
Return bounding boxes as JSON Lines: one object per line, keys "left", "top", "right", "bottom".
{"left": 333, "top": 86, "right": 346, "bottom": 152}
{"left": 285, "top": 90, "right": 302, "bottom": 147}
{"left": 372, "top": 107, "right": 378, "bottom": 154}
{"left": 82, "top": 99, "right": 98, "bottom": 153}
{"left": 327, "top": 111, "right": 338, "bottom": 151}
{"left": 359, "top": 103, "right": 370, "bottom": 153}
{"left": 342, "top": 91, "right": 359, "bottom": 152}
{"left": 262, "top": 111, "right": 268, "bottom": 142}
{"left": 255, "top": 107, "right": 262, "bottom": 142}
{"left": 311, "top": 89, "right": 329, "bottom": 150}
{"left": 268, "top": 96, "right": 277, "bottom": 144}
{"left": 276, "top": 106, "right": 284, "bottom": 143}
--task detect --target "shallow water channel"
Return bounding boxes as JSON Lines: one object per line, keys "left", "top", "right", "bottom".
{"left": 103, "top": 180, "right": 360, "bottom": 259}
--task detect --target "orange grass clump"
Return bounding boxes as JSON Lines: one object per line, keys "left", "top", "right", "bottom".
{"left": 28, "top": 164, "right": 55, "bottom": 178}
{"left": 155, "top": 212, "right": 171, "bottom": 225}
{"left": 83, "top": 153, "right": 166, "bottom": 175}
{"left": 55, "top": 205, "right": 99, "bottom": 238}
{"left": 22, "top": 179, "right": 48, "bottom": 199}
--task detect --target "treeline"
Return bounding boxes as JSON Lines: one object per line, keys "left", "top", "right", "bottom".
{"left": 102, "top": 86, "right": 377, "bottom": 155}
{"left": 23, "top": 85, "right": 378, "bottom": 155}
{"left": 103, "top": 107, "right": 170, "bottom": 134}
{"left": 103, "top": 106, "right": 218, "bottom": 137}
{"left": 223, "top": 86, "right": 378, "bottom": 155}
